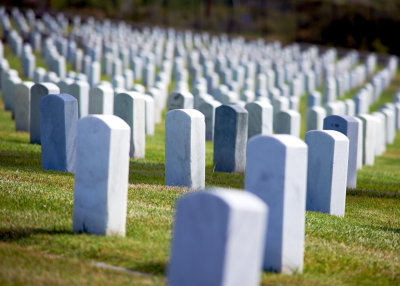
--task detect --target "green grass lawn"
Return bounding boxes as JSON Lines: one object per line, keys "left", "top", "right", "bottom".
{"left": 0, "top": 43, "right": 400, "bottom": 285}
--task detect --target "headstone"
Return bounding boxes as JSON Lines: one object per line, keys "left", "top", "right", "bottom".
{"left": 88, "top": 85, "right": 114, "bottom": 115}
{"left": 245, "top": 134, "right": 307, "bottom": 273}
{"left": 69, "top": 80, "right": 89, "bottom": 118}
{"left": 380, "top": 108, "right": 396, "bottom": 144}
{"left": 305, "top": 130, "right": 349, "bottom": 217}
{"left": 198, "top": 99, "right": 221, "bottom": 141}
{"left": 274, "top": 110, "right": 300, "bottom": 137}
{"left": 168, "top": 188, "right": 267, "bottom": 286}
{"left": 354, "top": 117, "right": 364, "bottom": 170}
{"left": 30, "top": 83, "right": 60, "bottom": 144}
{"left": 213, "top": 105, "right": 248, "bottom": 173}
{"left": 114, "top": 92, "right": 145, "bottom": 158}
{"left": 73, "top": 115, "right": 130, "bottom": 236}
{"left": 245, "top": 101, "right": 273, "bottom": 139}
{"left": 167, "top": 90, "right": 194, "bottom": 111}
{"left": 357, "top": 114, "right": 376, "bottom": 165}
{"left": 323, "top": 115, "right": 359, "bottom": 189}
{"left": 165, "top": 109, "right": 205, "bottom": 189}
{"left": 306, "top": 106, "right": 326, "bottom": 131}
{"left": 15, "top": 81, "right": 34, "bottom": 131}
{"left": 40, "top": 94, "right": 78, "bottom": 172}
{"left": 143, "top": 95, "right": 155, "bottom": 135}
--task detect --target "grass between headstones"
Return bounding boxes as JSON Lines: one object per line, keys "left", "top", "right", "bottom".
{"left": 0, "top": 48, "right": 399, "bottom": 284}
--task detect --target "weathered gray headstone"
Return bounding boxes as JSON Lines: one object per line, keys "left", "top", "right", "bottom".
{"left": 30, "top": 82, "right": 60, "bottom": 144}
{"left": 323, "top": 115, "right": 359, "bottom": 189}
{"left": 214, "top": 105, "right": 248, "bottom": 173}
{"left": 165, "top": 109, "right": 205, "bottom": 190}
{"left": 198, "top": 99, "right": 221, "bottom": 141}
{"left": 73, "top": 115, "right": 130, "bottom": 236}
{"left": 274, "top": 110, "right": 300, "bottom": 137}
{"left": 305, "top": 130, "right": 349, "bottom": 217}
{"left": 245, "top": 101, "right": 273, "bottom": 139}
{"left": 114, "top": 92, "right": 145, "bottom": 158}
{"left": 40, "top": 94, "right": 78, "bottom": 172}
{"left": 69, "top": 80, "right": 89, "bottom": 118}
{"left": 15, "top": 81, "right": 34, "bottom": 131}
{"left": 88, "top": 85, "right": 114, "bottom": 115}
{"left": 245, "top": 134, "right": 307, "bottom": 273}
{"left": 168, "top": 188, "right": 267, "bottom": 286}
{"left": 167, "top": 90, "right": 194, "bottom": 111}
{"left": 306, "top": 106, "right": 326, "bottom": 131}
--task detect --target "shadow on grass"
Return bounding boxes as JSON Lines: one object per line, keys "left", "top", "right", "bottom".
{"left": 134, "top": 261, "right": 166, "bottom": 275}
{"left": 0, "top": 227, "right": 74, "bottom": 242}
{"left": 347, "top": 189, "right": 400, "bottom": 199}
{"left": 129, "top": 161, "right": 165, "bottom": 185}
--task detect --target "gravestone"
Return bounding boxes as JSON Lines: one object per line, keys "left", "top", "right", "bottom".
{"left": 380, "top": 108, "right": 396, "bottom": 144}
{"left": 15, "top": 81, "right": 34, "bottom": 131}
{"left": 214, "top": 105, "right": 248, "bottom": 173}
{"left": 372, "top": 112, "right": 386, "bottom": 156}
{"left": 88, "top": 85, "right": 114, "bottom": 115}
{"left": 4, "top": 76, "right": 22, "bottom": 117}
{"left": 354, "top": 117, "right": 364, "bottom": 170}
{"left": 305, "top": 130, "right": 349, "bottom": 217}
{"left": 198, "top": 99, "right": 221, "bottom": 141}
{"left": 143, "top": 95, "right": 155, "bottom": 135}
{"left": 114, "top": 92, "right": 145, "bottom": 158}
{"left": 306, "top": 106, "right": 326, "bottom": 131}
{"left": 73, "top": 115, "right": 130, "bottom": 236}
{"left": 69, "top": 80, "right": 89, "bottom": 118}
{"left": 57, "top": 78, "right": 74, "bottom": 94}
{"left": 30, "top": 82, "right": 60, "bottom": 144}
{"left": 167, "top": 90, "right": 194, "bottom": 111}
{"left": 274, "top": 110, "right": 300, "bottom": 137}
{"left": 323, "top": 115, "right": 359, "bottom": 189}
{"left": 165, "top": 109, "right": 205, "bottom": 189}
{"left": 40, "top": 94, "right": 78, "bottom": 172}
{"left": 168, "top": 188, "right": 267, "bottom": 286}
{"left": 245, "top": 134, "right": 307, "bottom": 273}
{"left": 245, "top": 101, "right": 273, "bottom": 139}
{"left": 357, "top": 114, "right": 376, "bottom": 165}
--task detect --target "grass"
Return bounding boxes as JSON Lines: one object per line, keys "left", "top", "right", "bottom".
{"left": 0, "top": 43, "right": 400, "bottom": 285}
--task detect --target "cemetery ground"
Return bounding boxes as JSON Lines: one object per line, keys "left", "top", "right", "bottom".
{"left": 0, "top": 43, "right": 400, "bottom": 285}
{"left": 1, "top": 92, "right": 400, "bottom": 285}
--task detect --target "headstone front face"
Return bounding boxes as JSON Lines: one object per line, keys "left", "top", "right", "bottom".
{"left": 165, "top": 109, "right": 205, "bottom": 190}
{"left": 114, "top": 92, "right": 145, "bottom": 158}
{"left": 274, "top": 110, "right": 301, "bottom": 137}
{"left": 305, "top": 130, "right": 349, "bottom": 217}
{"left": 168, "top": 188, "right": 267, "bottom": 286}
{"left": 245, "top": 134, "right": 308, "bottom": 273}
{"left": 40, "top": 94, "right": 78, "bottom": 172}
{"left": 245, "top": 101, "right": 273, "bottom": 139}
{"left": 143, "top": 95, "right": 155, "bottom": 136}
{"left": 88, "top": 85, "right": 114, "bottom": 115}
{"left": 73, "top": 115, "right": 130, "bottom": 236}
{"left": 323, "top": 115, "right": 359, "bottom": 189}
{"left": 30, "top": 83, "right": 60, "bottom": 144}
{"left": 214, "top": 105, "right": 248, "bottom": 173}
{"left": 15, "top": 81, "right": 34, "bottom": 131}
{"left": 306, "top": 106, "right": 326, "bottom": 131}
{"left": 354, "top": 117, "right": 364, "bottom": 170}
{"left": 167, "top": 90, "right": 194, "bottom": 111}
{"left": 198, "top": 100, "right": 221, "bottom": 141}
{"left": 357, "top": 114, "right": 376, "bottom": 165}
{"left": 69, "top": 80, "right": 89, "bottom": 118}
{"left": 372, "top": 112, "right": 386, "bottom": 156}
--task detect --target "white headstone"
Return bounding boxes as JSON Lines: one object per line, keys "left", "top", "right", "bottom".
{"left": 165, "top": 109, "right": 205, "bottom": 190}
{"left": 73, "top": 115, "right": 130, "bottom": 236}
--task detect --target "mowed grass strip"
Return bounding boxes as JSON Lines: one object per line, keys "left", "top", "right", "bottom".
{"left": 0, "top": 48, "right": 399, "bottom": 284}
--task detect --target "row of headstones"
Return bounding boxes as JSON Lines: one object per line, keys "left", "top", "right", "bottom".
{"left": 9, "top": 82, "right": 164, "bottom": 164}
{"left": 67, "top": 108, "right": 357, "bottom": 285}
